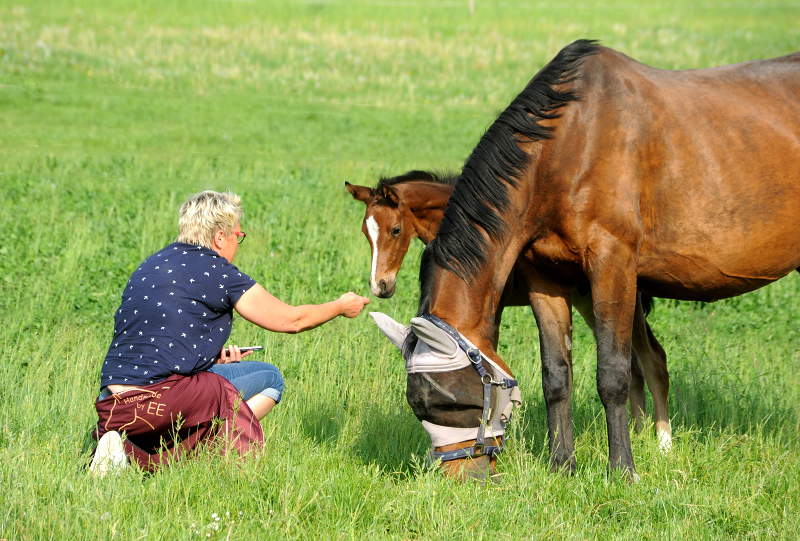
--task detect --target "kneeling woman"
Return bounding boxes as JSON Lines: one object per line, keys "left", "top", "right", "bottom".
{"left": 90, "top": 190, "right": 369, "bottom": 474}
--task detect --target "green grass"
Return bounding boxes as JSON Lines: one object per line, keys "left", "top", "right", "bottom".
{"left": 2, "top": 0, "right": 800, "bottom": 539}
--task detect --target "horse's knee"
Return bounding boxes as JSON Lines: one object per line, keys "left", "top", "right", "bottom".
{"left": 541, "top": 356, "right": 571, "bottom": 405}
{"left": 596, "top": 361, "right": 630, "bottom": 406}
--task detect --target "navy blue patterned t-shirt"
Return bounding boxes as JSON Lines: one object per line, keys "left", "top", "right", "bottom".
{"left": 101, "top": 242, "right": 257, "bottom": 387}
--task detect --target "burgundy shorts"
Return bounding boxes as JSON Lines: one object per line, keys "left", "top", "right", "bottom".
{"left": 94, "top": 371, "right": 264, "bottom": 472}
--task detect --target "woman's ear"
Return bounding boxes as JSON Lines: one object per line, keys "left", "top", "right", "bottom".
{"left": 213, "top": 228, "right": 225, "bottom": 249}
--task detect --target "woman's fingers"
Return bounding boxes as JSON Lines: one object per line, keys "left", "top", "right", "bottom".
{"left": 219, "top": 344, "right": 243, "bottom": 363}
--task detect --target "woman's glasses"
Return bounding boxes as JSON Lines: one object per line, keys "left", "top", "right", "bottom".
{"left": 233, "top": 231, "right": 246, "bottom": 244}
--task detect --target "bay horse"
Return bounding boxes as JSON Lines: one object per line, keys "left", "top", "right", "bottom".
{"left": 371, "top": 40, "right": 800, "bottom": 479}
{"left": 346, "top": 172, "right": 671, "bottom": 453}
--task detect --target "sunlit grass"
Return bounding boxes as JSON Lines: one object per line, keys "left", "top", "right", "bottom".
{"left": 2, "top": 0, "right": 800, "bottom": 539}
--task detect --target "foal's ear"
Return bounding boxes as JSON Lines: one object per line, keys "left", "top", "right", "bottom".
{"left": 409, "top": 317, "right": 458, "bottom": 357}
{"left": 379, "top": 185, "right": 402, "bottom": 207}
{"left": 369, "top": 312, "right": 409, "bottom": 351}
{"left": 345, "top": 182, "right": 373, "bottom": 203}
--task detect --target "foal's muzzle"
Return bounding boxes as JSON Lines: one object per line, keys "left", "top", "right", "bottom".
{"left": 370, "top": 278, "right": 396, "bottom": 298}
{"left": 377, "top": 279, "right": 395, "bottom": 298}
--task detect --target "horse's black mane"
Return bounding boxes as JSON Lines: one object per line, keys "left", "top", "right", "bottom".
{"left": 429, "top": 40, "right": 598, "bottom": 283}
{"left": 375, "top": 170, "right": 459, "bottom": 192}
{"left": 410, "top": 40, "right": 599, "bottom": 339}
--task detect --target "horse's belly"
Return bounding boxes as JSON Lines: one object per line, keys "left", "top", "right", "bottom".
{"left": 637, "top": 164, "right": 800, "bottom": 301}
{"left": 637, "top": 250, "right": 800, "bottom": 301}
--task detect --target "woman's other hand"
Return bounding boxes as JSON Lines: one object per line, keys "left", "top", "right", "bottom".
{"left": 217, "top": 344, "right": 254, "bottom": 364}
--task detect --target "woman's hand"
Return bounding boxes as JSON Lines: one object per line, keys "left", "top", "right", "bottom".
{"left": 217, "top": 344, "right": 254, "bottom": 364}
{"left": 338, "top": 292, "right": 370, "bottom": 318}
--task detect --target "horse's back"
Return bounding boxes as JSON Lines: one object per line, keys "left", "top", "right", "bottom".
{"left": 579, "top": 46, "right": 800, "bottom": 120}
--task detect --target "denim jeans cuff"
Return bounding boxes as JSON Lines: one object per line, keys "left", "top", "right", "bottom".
{"left": 261, "top": 388, "right": 282, "bottom": 403}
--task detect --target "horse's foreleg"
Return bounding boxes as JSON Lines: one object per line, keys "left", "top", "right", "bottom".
{"left": 588, "top": 249, "right": 638, "bottom": 479}
{"left": 630, "top": 299, "right": 671, "bottom": 452}
{"left": 525, "top": 270, "right": 576, "bottom": 474}
{"left": 573, "top": 289, "right": 647, "bottom": 434}
{"left": 627, "top": 295, "right": 648, "bottom": 434}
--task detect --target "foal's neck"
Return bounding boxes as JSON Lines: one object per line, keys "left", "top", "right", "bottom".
{"left": 401, "top": 182, "right": 453, "bottom": 245}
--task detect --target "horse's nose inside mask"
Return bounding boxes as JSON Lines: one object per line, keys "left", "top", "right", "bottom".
{"left": 370, "top": 312, "right": 522, "bottom": 461}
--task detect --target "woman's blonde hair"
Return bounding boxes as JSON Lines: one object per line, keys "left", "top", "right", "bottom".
{"left": 176, "top": 190, "right": 243, "bottom": 249}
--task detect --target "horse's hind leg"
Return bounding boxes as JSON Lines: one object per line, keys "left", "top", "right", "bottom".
{"left": 630, "top": 297, "right": 671, "bottom": 452}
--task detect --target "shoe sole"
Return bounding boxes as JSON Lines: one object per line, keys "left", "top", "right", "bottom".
{"left": 89, "top": 431, "right": 128, "bottom": 477}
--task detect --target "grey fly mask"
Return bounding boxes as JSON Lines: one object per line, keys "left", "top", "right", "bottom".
{"left": 370, "top": 312, "right": 522, "bottom": 462}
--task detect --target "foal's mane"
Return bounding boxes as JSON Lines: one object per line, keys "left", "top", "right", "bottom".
{"left": 414, "top": 40, "right": 599, "bottom": 321}
{"left": 375, "top": 170, "right": 459, "bottom": 192}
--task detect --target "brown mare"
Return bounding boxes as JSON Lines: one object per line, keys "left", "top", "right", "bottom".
{"left": 346, "top": 172, "right": 671, "bottom": 458}
{"left": 367, "top": 40, "right": 800, "bottom": 479}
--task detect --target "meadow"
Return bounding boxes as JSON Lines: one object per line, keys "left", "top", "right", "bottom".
{"left": 1, "top": 0, "right": 800, "bottom": 538}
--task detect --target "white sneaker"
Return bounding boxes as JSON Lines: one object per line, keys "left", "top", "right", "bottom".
{"left": 89, "top": 431, "right": 128, "bottom": 477}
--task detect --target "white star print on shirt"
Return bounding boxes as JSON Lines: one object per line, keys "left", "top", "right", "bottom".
{"left": 100, "top": 242, "right": 256, "bottom": 386}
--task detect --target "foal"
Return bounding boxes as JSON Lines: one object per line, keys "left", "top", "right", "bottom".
{"left": 347, "top": 171, "right": 671, "bottom": 451}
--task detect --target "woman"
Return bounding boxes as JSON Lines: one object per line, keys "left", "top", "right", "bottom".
{"left": 90, "top": 190, "right": 369, "bottom": 474}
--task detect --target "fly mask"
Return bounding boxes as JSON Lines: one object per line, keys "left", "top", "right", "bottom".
{"left": 370, "top": 312, "right": 522, "bottom": 462}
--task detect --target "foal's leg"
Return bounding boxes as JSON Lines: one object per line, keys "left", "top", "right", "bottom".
{"left": 524, "top": 268, "right": 576, "bottom": 473}
{"left": 572, "top": 289, "right": 647, "bottom": 433}
{"left": 630, "top": 299, "right": 671, "bottom": 452}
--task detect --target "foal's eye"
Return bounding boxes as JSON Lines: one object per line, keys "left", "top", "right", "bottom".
{"left": 391, "top": 226, "right": 402, "bottom": 238}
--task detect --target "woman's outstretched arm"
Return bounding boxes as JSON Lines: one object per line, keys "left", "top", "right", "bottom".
{"left": 234, "top": 283, "right": 369, "bottom": 334}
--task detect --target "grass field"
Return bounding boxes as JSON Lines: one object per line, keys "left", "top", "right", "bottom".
{"left": 2, "top": 0, "right": 800, "bottom": 539}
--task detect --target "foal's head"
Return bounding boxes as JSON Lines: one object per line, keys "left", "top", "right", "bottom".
{"left": 345, "top": 171, "right": 455, "bottom": 298}
{"left": 345, "top": 181, "right": 415, "bottom": 297}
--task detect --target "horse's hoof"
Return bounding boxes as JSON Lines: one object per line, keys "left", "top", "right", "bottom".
{"left": 658, "top": 431, "right": 673, "bottom": 454}
{"left": 607, "top": 465, "right": 638, "bottom": 483}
